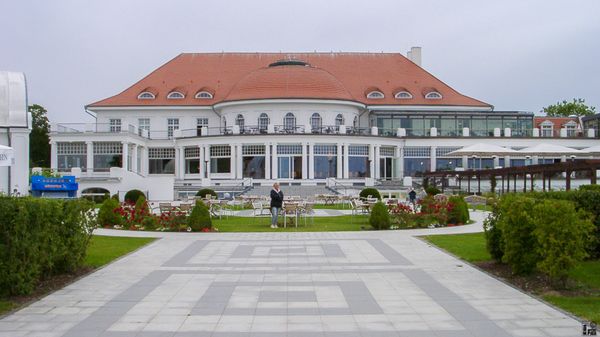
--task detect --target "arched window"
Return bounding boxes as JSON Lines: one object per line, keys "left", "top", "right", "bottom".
{"left": 353, "top": 116, "right": 358, "bottom": 128}
{"left": 284, "top": 112, "right": 296, "bottom": 131}
{"left": 366, "top": 91, "right": 384, "bottom": 99}
{"left": 335, "top": 114, "right": 344, "bottom": 126}
{"left": 311, "top": 113, "right": 322, "bottom": 132}
{"left": 195, "top": 91, "right": 213, "bottom": 99}
{"left": 138, "top": 92, "right": 155, "bottom": 100}
{"left": 167, "top": 91, "right": 185, "bottom": 99}
{"left": 425, "top": 91, "right": 442, "bottom": 99}
{"left": 235, "top": 114, "right": 245, "bottom": 131}
{"left": 394, "top": 91, "right": 413, "bottom": 99}
{"left": 258, "top": 113, "right": 269, "bottom": 132}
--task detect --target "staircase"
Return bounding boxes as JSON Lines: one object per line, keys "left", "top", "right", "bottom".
{"left": 241, "top": 185, "right": 337, "bottom": 198}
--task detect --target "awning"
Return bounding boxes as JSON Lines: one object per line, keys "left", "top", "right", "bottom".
{"left": 0, "top": 145, "right": 14, "bottom": 167}
{"left": 446, "top": 143, "right": 519, "bottom": 157}
{"left": 518, "top": 143, "right": 587, "bottom": 156}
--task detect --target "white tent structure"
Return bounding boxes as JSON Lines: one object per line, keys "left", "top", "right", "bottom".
{"left": 518, "top": 143, "right": 588, "bottom": 156}
{"left": 0, "top": 144, "right": 14, "bottom": 167}
{"left": 583, "top": 145, "right": 600, "bottom": 155}
{"left": 446, "top": 143, "right": 520, "bottom": 157}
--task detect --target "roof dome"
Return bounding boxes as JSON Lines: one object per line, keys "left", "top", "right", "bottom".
{"left": 0, "top": 72, "right": 29, "bottom": 128}
{"left": 224, "top": 63, "right": 354, "bottom": 102}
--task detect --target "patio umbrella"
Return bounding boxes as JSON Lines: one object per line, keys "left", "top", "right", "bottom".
{"left": 0, "top": 144, "right": 14, "bottom": 167}
{"left": 518, "top": 143, "right": 587, "bottom": 156}
{"left": 583, "top": 145, "right": 600, "bottom": 155}
{"left": 445, "top": 143, "right": 519, "bottom": 157}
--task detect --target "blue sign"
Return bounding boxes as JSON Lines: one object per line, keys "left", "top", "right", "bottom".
{"left": 31, "top": 176, "right": 78, "bottom": 197}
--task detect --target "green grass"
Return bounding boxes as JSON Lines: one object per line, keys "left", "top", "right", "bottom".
{"left": 424, "top": 232, "right": 492, "bottom": 262}
{"left": 84, "top": 235, "right": 156, "bottom": 268}
{"left": 213, "top": 215, "right": 369, "bottom": 232}
{"left": 0, "top": 301, "right": 16, "bottom": 315}
{"left": 569, "top": 261, "right": 600, "bottom": 289}
{"left": 470, "top": 204, "right": 493, "bottom": 212}
{"left": 312, "top": 203, "right": 350, "bottom": 210}
{"left": 543, "top": 296, "right": 600, "bottom": 323}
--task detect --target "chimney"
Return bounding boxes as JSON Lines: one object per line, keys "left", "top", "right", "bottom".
{"left": 407, "top": 46, "right": 422, "bottom": 67}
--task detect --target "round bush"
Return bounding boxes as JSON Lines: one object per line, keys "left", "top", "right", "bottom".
{"left": 369, "top": 201, "right": 391, "bottom": 230}
{"left": 124, "top": 189, "right": 145, "bottom": 204}
{"left": 448, "top": 196, "right": 469, "bottom": 224}
{"left": 187, "top": 200, "right": 212, "bottom": 231}
{"left": 97, "top": 197, "right": 122, "bottom": 227}
{"left": 359, "top": 188, "right": 381, "bottom": 200}
{"left": 425, "top": 186, "right": 441, "bottom": 196}
{"left": 196, "top": 188, "right": 217, "bottom": 199}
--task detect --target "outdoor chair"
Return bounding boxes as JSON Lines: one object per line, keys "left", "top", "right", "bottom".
{"left": 283, "top": 203, "right": 299, "bottom": 228}
{"left": 159, "top": 202, "right": 173, "bottom": 214}
{"left": 252, "top": 201, "right": 267, "bottom": 216}
{"left": 300, "top": 202, "right": 315, "bottom": 225}
{"left": 179, "top": 203, "right": 192, "bottom": 214}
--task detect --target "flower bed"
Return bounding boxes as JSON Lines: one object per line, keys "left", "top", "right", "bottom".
{"left": 386, "top": 195, "right": 469, "bottom": 229}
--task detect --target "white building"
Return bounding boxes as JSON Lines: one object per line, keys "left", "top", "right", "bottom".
{"left": 49, "top": 51, "right": 598, "bottom": 200}
{"left": 0, "top": 71, "right": 31, "bottom": 195}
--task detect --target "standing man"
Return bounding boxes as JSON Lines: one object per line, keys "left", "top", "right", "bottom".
{"left": 270, "top": 182, "right": 284, "bottom": 229}
{"left": 408, "top": 188, "right": 417, "bottom": 206}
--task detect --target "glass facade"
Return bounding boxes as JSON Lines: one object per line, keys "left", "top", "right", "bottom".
{"left": 148, "top": 148, "right": 175, "bottom": 174}
{"left": 57, "top": 142, "right": 86, "bottom": 172}
{"left": 242, "top": 145, "right": 265, "bottom": 179}
{"left": 313, "top": 144, "right": 336, "bottom": 179}
{"left": 93, "top": 142, "right": 122, "bottom": 172}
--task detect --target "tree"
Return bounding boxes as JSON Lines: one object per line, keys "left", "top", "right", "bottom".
{"left": 28, "top": 104, "right": 50, "bottom": 167}
{"left": 542, "top": 98, "right": 596, "bottom": 117}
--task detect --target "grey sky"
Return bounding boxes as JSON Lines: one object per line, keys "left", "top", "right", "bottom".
{"left": 1, "top": 0, "right": 599, "bottom": 123}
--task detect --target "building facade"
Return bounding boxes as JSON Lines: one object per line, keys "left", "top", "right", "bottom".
{"left": 50, "top": 51, "right": 599, "bottom": 200}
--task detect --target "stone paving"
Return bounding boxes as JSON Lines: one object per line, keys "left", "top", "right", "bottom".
{"left": 0, "top": 211, "right": 581, "bottom": 337}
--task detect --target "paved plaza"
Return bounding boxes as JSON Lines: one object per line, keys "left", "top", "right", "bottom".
{"left": 0, "top": 213, "right": 581, "bottom": 337}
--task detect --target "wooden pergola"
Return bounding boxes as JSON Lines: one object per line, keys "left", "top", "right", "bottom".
{"left": 424, "top": 159, "right": 600, "bottom": 194}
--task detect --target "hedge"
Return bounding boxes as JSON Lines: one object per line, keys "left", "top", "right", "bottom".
{"left": 0, "top": 197, "right": 95, "bottom": 296}
{"left": 196, "top": 188, "right": 217, "bottom": 199}
{"left": 188, "top": 200, "right": 212, "bottom": 231}
{"left": 124, "top": 189, "right": 145, "bottom": 204}
{"left": 369, "top": 201, "right": 391, "bottom": 230}
{"left": 359, "top": 188, "right": 381, "bottom": 200}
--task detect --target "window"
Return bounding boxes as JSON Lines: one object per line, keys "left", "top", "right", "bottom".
{"left": 284, "top": 112, "right": 296, "bottom": 131}
{"left": 109, "top": 119, "right": 121, "bottom": 133}
{"left": 196, "top": 118, "right": 208, "bottom": 136}
{"left": 258, "top": 113, "right": 269, "bottom": 132}
{"left": 57, "top": 142, "right": 86, "bottom": 172}
{"left": 138, "top": 92, "right": 155, "bottom": 100}
{"left": 167, "top": 118, "right": 179, "bottom": 138}
{"left": 236, "top": 114, "right": 245, "bottom": 131}
{"left": 195, "top": 91, "right": 213, "bottom": 99}
{"left": 167, "top": 91, "right": 185, "bottom": 99}
{"left": 541, "top": 121, "right": 553, "bottom": 137}
{"left": 353, "top": 116, "right": 358, "bottom": 128}
{"left": 93, "top": 142, "right": 122, "bottom": 172}
{"left": 348, "top": 145, "right": 369, "bottom": 178}
{"left": 425, "top": 91, "right": 442, "bottom": 99}
{"left": 565, "top": 121, "right": 577, "bottom": 137}
{"left": 335, "top": 114, "right": 344, "bottom": 126}
{"left": 366, "top": 91, "right": 384, "bottom": 99}
{"left": 185, "top": 147, "right": 200, "bottom": 174}
{"left": 242, "top": 145, "right": 265, "bottom": 179}
{"left": 313, "top": 144, "right": 337, "bottom": 179}
{"left": 148, "top": 148, "right": 175, "bottom": 174}
{"left": 310, "top": 113, "right": 322, "bottom": 132}
{"left": 138, "top": 118, "right": 150, "bottom": 137}
{"left": 394, "top": 91, "right": 413, "bottom": 99}
{"left": 210, "top": 145, "right": 231, "bottom": 174}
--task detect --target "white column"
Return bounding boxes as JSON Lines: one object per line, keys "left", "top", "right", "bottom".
{"left": 122, "top": 142, "right": 129, "bottom": 171}
{"left": 141, "top": 146, "right": 149, "bottom": 176}
{"left": 271, "top": 143, "right": 278, "bottom": 180}
{"left": 368, "top": 144, "right": 375, "bottom": 178}
{"left": 308, "top": 142, "right": 315, "bottom": 180}
{"left": 204, "top": 145, "right": 211, "bottom": 178}
{"left": 504, "top": 155, "right": 511, "bottom": 168}
{"left": 302, "top": 142, "right": 308, "bottom": 180}
{"left": 178, "top": 146, "right": 186, "bottom": 178}
{"left": 236, "top": 144, "right": 243, "bottom": 179}
{"left": 336, "top": 143, "right": 343, "bottom": 178}
{"left": 462, "top": 155, "right": 469, "bottom": 169}
{"left": 395, "top": 146, "right": 402, "bottom": 179}
{"left": 430, "top": 146, "right": 437, "bottom": 172}
{"left": 374, "top": 145, "right": 381, "bottom": 179}
{"left": 198, "top": 146, "right": 204, "bottom": 178}
{"left": 343, "top": 143, "right": 349, "bottom": 179}
{"left": 50, "top": 141, "right": 58, "bottom": 171}
{"left": 265, "top": 143, "right": 271, "bottom": 180}
{"left": 131, "top": 144, "right": 138, "bottom": 173}
{"left": 86, "top": 141, "right": 94, "bottom": 173}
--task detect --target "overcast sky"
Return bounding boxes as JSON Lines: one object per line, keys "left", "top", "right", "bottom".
{"left": 2, "top": 0, "right": 599, "bottom": 123}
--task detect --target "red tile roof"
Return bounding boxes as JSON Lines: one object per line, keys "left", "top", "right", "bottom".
{"left": 534, "top": 117, "right": 580, "bottom": 128}
{"left": 88, "top": 53, "right": 491, "bottom": 108}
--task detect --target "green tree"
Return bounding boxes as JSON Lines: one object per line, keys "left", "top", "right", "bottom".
{"left": 542, "top": 98, "right": 596, "bottom": 117}
{"left": 28, "top": 104, "right": 50, "bottom": 167}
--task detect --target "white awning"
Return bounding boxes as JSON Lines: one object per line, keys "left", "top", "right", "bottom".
{"left": 583, "top": 145, "right": 600, "bottom": 154}
{"left": 518, "top": 143, "right": 587, "bottom": 156}
{"left": 0, "top": 144, "right": 14, "bottom": 167}
{"left": 446, "top": 143, "right": 519, "bottom": 157}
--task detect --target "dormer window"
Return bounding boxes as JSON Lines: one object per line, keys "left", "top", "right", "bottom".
{"left": 138, "top": 92, "right": 155, "bottom": 100}
{"left": 167, "top": 91, "right": 185, "bottom": 99}
{"left": 195, "top": 91, "right": 213, "bottom": 99}
{"left": 366, "top": 91, "right": 384, "bottom": 99}
{"left": 394, "top": 91, "right": 413, "bottom": 99}
{"left": 425, "top": 91, "right": 442, "bottom": 99}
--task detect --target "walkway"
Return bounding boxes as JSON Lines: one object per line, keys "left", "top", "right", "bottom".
{"left": 0, "top": 211, "right": 580, "bottom": 337}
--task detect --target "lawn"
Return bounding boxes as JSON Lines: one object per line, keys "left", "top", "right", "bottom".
{"left": 424, "top": 232, "right": 600, "bottom": 324}
{"left": 213, "top": 215, "right": 369, "bottom": 232}
{"left": 0, "top": 235, "right": 156, "bottom": 316}
{"left": 312, "top": 203, "right": 350, "bottom": 210}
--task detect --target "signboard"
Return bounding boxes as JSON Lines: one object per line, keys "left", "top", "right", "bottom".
{"left": 0, "top": 146, "right": 14, "bottom": 167}
{"left": 31, "top": 176, "right": 78, "bottom": 198}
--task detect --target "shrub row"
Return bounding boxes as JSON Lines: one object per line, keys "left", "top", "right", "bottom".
{"left": 0, "top": 197, "right": 95, "bottom": 296}
{"left": 484, "top": 194, "right": 594, "bottom": 286}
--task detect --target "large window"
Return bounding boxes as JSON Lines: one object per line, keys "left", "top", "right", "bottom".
{"left": 541, "top": 121, "right": 553, "bottom": 137}
{"left": 210, "top": 145, "right": 231, "bottom": 174}
{"left": 185, "top": 147, "right": 200, "bottom": 174}
{"left": 258, "top": 113, "right": 269, "bottom": 132}
{"left": 335, "top": 114, "right": 344, "bottom": 126}
{"left": 348, "top": 145, "right": 369, "bottom": 178}
{"left": 196, "top": 118, "right": 208, "bottom": 136}
{"left": 109, "top": 119, "right": 121, "bottom": 133}
{"left": 311, "top": 113, "right": 322, "bottom": 132}
{"left": 148, "top": 148, "right": 175, "bottom": 174}
{"left": 167, "top": 118, "right": 179, "bottom": 139}
{"left": 57, "top": 142, "right": 86, "bottom": 172}
{"left": 403, "top": 146, "right": 430, "bottom": 176}
{"left": 277, "top": 144, "right": 302, "bottom": 179}
{"left": 236, "top": 114, "right": 245, "bottom": 132}
{"left": 284, "top": 113, "right": 296, "bottom": 131}
{"left": 313, "top": 144, "right": 337, "bottom": 179}
{"left": 242, "top": 145, "right": 265, "bottom": 179}
{"left": 138, "top": 118, "right": 150, "bottom": 137}
{"left": 565, "top": 121, "right": 577, "bottom": 137}
{"left": 93, "top": 142, "right": 122, "bottom": 172}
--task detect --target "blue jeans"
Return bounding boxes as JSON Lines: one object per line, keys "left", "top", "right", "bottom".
{"left": 271, "top": 207, "right": 280, "bottom": 225}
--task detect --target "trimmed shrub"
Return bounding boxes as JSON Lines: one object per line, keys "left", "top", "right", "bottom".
{"left": 369, "top": 201, "right": 391, "bottom": 230}
{"left": 359, "top": 188, "right": 381, "bottom": 200}
{"left": 532, "top": 199, "right": 594, "bottom": 287}
{"left": 0, "top": 197, "right": 95, "bottom": 296}
{"left": 141, "top": 216, "right": 159, "bottom": 231}
{"left": 97, "top": 197, "right": 122, "bottom": 227}
{"left": 196, "top": 188, "right": 217, "bottom": 199}
{"left": 187, "top": 200, "right": 212, "bottom": 231}
{"left": 483, "top": 204, "right": 504, "bottom": 262}
{"left": 132, "top": 196, "right": 150, "bottom": 226}
{"left": 111, "top": 193, "right": 119, "bottom": 201}
{"left": 448, "top": 196, "right": 469, "bottom": 224}
{"left": 124, "top": 189, "right": 145, "bottom": 204}
{"left": 425, "top": 186, "right": 441, "bottom": 196}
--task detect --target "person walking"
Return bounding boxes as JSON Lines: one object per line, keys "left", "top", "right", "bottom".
{"left": 270, "top": 182, "right": 283, "bottom": 229}
{"left": 408, "top": 188, "right": 417, "bottom": 205}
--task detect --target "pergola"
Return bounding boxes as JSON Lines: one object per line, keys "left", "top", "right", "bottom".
{"left": 424, "top": 159, "right": 600, "bottom": 194}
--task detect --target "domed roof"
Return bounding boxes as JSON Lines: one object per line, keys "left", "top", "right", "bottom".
{"left": 0, "top": 72, "right": 29, "bottom": 128}
{"left": 224, "top": 62, "right": 354, "bottom": 102}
